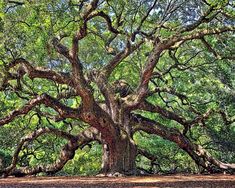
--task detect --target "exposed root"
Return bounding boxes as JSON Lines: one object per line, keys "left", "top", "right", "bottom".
{"left": 96, "top": 172, "right": 125, "bottom": 177}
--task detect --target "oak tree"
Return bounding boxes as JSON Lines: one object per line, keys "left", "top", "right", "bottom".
{"left": 0, "top": 0, "right": 235, "bottom": 176}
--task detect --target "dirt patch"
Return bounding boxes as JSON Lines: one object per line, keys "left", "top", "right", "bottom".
{"left": 0, "top": 174, "right": 234, "bottom": 187}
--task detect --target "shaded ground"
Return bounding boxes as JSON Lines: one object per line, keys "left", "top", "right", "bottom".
{"left": 0, "top": 174, "right": 234, "bottom": 188}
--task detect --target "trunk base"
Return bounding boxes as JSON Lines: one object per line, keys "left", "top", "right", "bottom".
{"left": 100, "top": 137, "right": 137, "bottom": 176}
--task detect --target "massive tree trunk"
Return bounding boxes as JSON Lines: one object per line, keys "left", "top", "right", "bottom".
{"left": 100, "top": 134, "right": 137, "bottom": 176}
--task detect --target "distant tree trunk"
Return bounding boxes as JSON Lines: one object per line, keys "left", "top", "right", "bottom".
{"left": 100, "top": 134, "right": 137, "bottom": 176}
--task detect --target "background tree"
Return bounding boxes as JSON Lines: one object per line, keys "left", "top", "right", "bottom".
{"left": 0, "top": 0, "right": 235, "bottom": 177}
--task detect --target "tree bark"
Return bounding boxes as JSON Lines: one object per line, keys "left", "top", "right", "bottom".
{"left": 132, "top": 114, "right": 235, "bottom": 173}
{"left": 100, "top": 135, "right": 137, "bottom": 176}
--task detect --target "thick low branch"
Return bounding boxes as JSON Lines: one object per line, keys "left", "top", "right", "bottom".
{"left": 138, "top": 101, "right": 188, "bottom": 126}
{"left": 1, "top": 127, "right": 76, "bottom": 176}
{"left": 138, "top": 100, "right": 212, "bottom": 134}
{"left": 1, "top": 127, "right": 100, "bottom": 177}
{"left": 0, "top": 93, "right": 81, "bottom": 127}
{"left": 7, "top": 57, "right": 93, "bottom": 108}
{"left": 132, "top": 114, "right": 235, "bottom": 172}
{"left": 6, "top": 58, "right": 72, "bottom": 86}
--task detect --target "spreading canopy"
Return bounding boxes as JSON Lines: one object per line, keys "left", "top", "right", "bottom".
{"left": 0, "top": 0, "right": 235, "bottom": 176}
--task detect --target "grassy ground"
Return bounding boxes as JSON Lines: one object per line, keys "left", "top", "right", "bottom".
{"left": 0, "top": 174, "right": 234, "bottom": 187}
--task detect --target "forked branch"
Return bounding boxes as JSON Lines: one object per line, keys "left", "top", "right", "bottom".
{"left": 0, "top": 93, "right": 81, "bottom": 127}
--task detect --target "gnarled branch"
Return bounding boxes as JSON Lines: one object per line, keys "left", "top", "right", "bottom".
{"left": 0, "top": 93, "right": 81, "bottom": 127}
{"left": 1, "top": 127, "right": 100, "bottom": 177}
{"left": 132, "top": 114, "right": 235, "bottom": 172}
